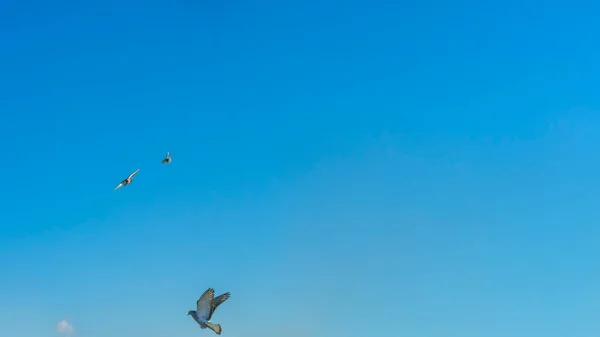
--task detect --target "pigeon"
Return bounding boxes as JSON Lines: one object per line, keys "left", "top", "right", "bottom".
{"left": 188, "top": 288, "right": 231, "bottom": 335}
{"left": 114, "top": 169, "right": 140, "bottom": 191}
{"left": 161, "top": 152, "right": 172, "bottom": 164}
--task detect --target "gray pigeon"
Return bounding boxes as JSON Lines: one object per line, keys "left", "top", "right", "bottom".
{"left": 161, "top": 152, "right": 172, "bottom": 164}
{"left": 114, "top": 169, "right": 140, "bottom": 190}
{"left": 187, "top": 288, "right": 230, "bottom": 335}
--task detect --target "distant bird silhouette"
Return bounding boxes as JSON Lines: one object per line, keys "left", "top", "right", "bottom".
{"left": 188, "top": 288, "right": 230, "bottom": 335}
{"left": 161, "top": 152, "right": 172, "bottom": 164}
{"left": 114, "top": 169, "right": 140, "bottom": 190}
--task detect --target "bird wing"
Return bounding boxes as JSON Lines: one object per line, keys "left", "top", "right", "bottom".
{"left": 196, "top": 288, "right": 215, "bottom": 319}
{"left": 166, "top": 152, "right": 170, "bottom": 158}
{"left": 128, "top": 169, "right": 140, "bottom": 179}
{"left": 208, "top": 292, "right": 230, "bottom": 320}
{"left": 114, "top": 182, "right": 123, "bottom": 190}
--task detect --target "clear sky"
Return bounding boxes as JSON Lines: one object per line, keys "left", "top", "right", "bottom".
{"left": 1, "top": 1, "right": 600, "bottom": 337}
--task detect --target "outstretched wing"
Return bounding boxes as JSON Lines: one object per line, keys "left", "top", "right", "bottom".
{"left": 166, "top": 152, "right": 170, "bottom": 158}
{"left": 208, "top": 292, "right": 230, "bottom": 320}
{"left": 128, "top": 168, "right": 140, "bottom": 179}
{"left": 114, "top": 182, "right": 123, "bottom": 191}
{"left": 196, "top": 288, "right": 215, "bottom": 319}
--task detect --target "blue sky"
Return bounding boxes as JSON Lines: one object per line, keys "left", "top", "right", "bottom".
{"left": 1, "top": 0, "right": 600, "bottom": 336}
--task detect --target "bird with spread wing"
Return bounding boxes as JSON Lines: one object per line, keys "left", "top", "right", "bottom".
{"left": 114, "top": 169, "right": 140, "bottom": 191}
{"left": 187, "top": 288, "right": 231, "bottom": 335}
{"left": 161, "top": 152, "right": 172, "bottom": 164}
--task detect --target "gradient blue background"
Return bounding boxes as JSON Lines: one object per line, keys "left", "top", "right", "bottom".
{"left": 1, "top": 1, "right": 600, "bottom": 336}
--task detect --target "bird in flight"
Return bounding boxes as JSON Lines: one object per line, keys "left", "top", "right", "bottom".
{"left": 161, "top": 152, "right": 172, "bottom": 164}
{"left": 188, "top": 288, "right": 231, "bottom": 335}
{"left": 114, "top": 169, "right": 140, "bottom": 191}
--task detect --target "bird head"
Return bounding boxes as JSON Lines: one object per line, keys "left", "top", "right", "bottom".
{"left": 187, "top": 310, "right": 194, "bottom": 316}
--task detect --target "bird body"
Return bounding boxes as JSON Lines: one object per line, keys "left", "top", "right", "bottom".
{"left": 114, "top": 169, "right": 140, "bottom": 190}
{"left": 188, "top": 288, "right": 230, "bottom": 335}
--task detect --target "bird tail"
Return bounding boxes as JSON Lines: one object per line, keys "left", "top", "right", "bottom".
{"left": 205, "top": 322, "right": 222, "bottom": 335}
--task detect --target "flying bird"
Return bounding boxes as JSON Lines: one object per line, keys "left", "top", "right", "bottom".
{"left": 188, "top": 288, "right": 231, "bottom": 335}
{"left": 114, "top": 169, "right": 140, "bottom": 190}
{"left": 161, "top": 152, "right": 172, "bottom": 164}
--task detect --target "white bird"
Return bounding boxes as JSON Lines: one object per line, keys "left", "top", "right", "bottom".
{"left": 161, "top": 152, "right": 172, "bottom": 164}
{"left": 114, "top": 169, "right": 140, "bottom": 191}
{"left": 187, "top": 288, "right": 230, "bottom": 335}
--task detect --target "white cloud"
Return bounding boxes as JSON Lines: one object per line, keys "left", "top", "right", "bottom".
{"left": 56, "top": 320, "right": 74, "bottom": 334}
